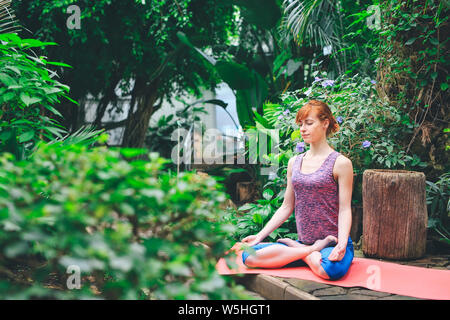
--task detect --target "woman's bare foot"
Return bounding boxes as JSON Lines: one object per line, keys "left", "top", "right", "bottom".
{"left": 311, "top": 235, "right": 338, "bottom": 251}
{"left": 276, "top": 238, "right": 306, "bottom": 248}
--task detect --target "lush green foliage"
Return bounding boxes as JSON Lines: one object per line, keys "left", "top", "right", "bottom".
{"left": 376, "top": 0, "right": 449, "bottom": 178}
{"left": 13, "top": 0, "right": 241, "bottom": 147}
{"left": 0, "top": 33, "right": 75, "bottom": 159}
{"left": 225, "top": 188, "right": 297, "bottom": 243}
{"left": 0, "top": 140, "right": 247, "bottom": 299}
{"left": 281, "top": 0, "right": 379, "bottom": 78}
{"left": 426, "top": 172, "right": 450, "bottom": 244}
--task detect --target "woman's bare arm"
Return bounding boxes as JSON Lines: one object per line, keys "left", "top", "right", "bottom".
{"left": 241, "top": 156, "right": 296, "bottom": 246}
{"left": 328, "top": 155, "right": 354, "bottom": 261}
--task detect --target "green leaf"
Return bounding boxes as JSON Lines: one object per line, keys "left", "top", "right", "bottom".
{"left": 45, "top": 61, "right": 73, "bottom": 68}
{"left": 440, "top": 83, "right": 448, "bottom": 91}
{"left": 0, "top": 130, "right": 13, "bottom": 141}
{"left": 0, "top": 92, "right": 15, "bottom": 103}
{"left": 43, "top": 126, "right": 66, "bottom": 138}
{"left": 405, "top": 37, "right": 417, "bottom": 45}
{"left": 429, "top": 38, "right": 439, "bottom": 46}
{"left": 235, "top": 90, "right": 256, "bottom": 128}
{"left": 62, "top": 95, "right": 79, "bottom": 105}
{"left": 18, "top": 130, "right": 35, "bottom": 143}
{"left": 215, "top": 61, "right": 254, "bottom": 90}
{"left": 238, "top": 203, "right": 254, "bottom": 211}
{"left": 44, "top": 105, "right": 63, "bottom": 117}
{"left": 291, "top": 130, "right": 301, "bottom": 141}
{"left": 262, "top": 189, "right": 274, "bottom": 200}
{"left": 119, "top": 148, "right": 148, "bottom": 158}
{"left": 203, "top": 99, "right": 228, "bottom": 109}
{"left": 4, "top": 66, "right": 21, "bottom": 75}
{"left": 252, "top": 213, "right": 262, "bottom": 225}
{"left": 253, "top": 110, "right": 273, "bottom": 129}
{"left": 0, "top": 73, "right": 17, "bottom": 86}
{"left": 20, "top": 93, "right": 42, "bottom": 106}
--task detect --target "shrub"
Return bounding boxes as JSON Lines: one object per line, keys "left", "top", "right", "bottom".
{"left": 426, "top": 172, "right": 450, "bottom": 245}
{"left": 0, "top": 33, "right": 75, "bottom": 160}
{"left": 0, "top": 140, "right": 246, "bottom": 299}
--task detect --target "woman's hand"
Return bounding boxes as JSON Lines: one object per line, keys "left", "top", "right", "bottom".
{"left": 327, "top": 243, "right": 347, "bottom": 261}
{"left": 241, "top": 234, "right": 262, "bottom": 247}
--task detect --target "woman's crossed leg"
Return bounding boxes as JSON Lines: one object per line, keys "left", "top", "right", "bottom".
{"left": 244, "top": 235, "right": 336, "bottom": 279}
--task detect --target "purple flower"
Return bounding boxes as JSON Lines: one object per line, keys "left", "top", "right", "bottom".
{"left": 336, "top": 116, "right": 343, "bottom": 124}
{"left": 362, "top": 140, "right": 371, "bottom": 148}
{"left": 321, "top": 79, "right": 335, "bottom": 87}
{"left": 371, "top": 79, "right": 377, "bottom": 84}
{"left": 283, "top": 109, "right": 290, "bottom": 116}
{"left": 313, "top": 77, "right": 322, "bottom": 84}
{"left": 278, "top": 114, "right": 284, "bottom": 120}
{"left": 296, "top": 142, "right": 305, "bottom": 153}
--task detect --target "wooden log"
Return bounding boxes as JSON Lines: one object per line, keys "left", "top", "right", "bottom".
{"left": 236, "top": 181, "right": 254, "bottom": 202}
{"left": 362, "top": 169, "right": 428, "bottom": 260}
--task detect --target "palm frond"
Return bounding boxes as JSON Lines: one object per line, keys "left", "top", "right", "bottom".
{"left": 0, "top": 0, "right": 21, "bottom": 34}
{"left": 281, "top": 0, "right": 342, "bottom": 50}
{"left": 49, "top": 125, "right": 106, "bottom": 147}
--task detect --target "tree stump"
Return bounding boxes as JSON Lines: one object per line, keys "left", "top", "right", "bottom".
{"left": 236, "top": 181, "right": 254, "bottom": 202}
{"left": 362, "top": 169, "right": 428, "bottom": 260}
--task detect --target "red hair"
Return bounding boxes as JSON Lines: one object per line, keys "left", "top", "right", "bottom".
{"left": 295, "top": 100, "right": 339, "bottom": 137}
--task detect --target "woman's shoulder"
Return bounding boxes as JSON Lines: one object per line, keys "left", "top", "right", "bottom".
{"left": 287, "top": 154, "right": 301, "bottom": 172}
{"left": 335, "top": 153, "right": 352, "bottom": 163}
{"left": 288, "top": 152, "right": 306, "bottom": 165}
{"left": 334, "top": 153, "right": 353, "bottom": 172}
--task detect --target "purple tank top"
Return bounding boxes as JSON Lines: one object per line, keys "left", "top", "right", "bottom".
{"left": 291, "top": 150, "right": 340, "bottom": 244}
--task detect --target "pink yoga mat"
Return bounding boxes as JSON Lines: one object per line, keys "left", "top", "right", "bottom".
{"left": 216, "top": 245, "right": 450, "bottom": 300}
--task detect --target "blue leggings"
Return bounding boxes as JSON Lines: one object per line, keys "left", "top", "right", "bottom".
{"left": 241, "top": 237, "right": 354, "bottom": 280}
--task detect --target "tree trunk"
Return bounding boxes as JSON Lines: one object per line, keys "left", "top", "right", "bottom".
{"left": 121, "top": 78, "right": 160, "bottom": 149}
{"left": 362, "top": 169, "right": 428, "bottom": 260}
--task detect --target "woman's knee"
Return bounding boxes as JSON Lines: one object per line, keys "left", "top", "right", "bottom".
{"left": 243, "top": 254, "right": 257, "bottom": 267}
{"left": 305, "top": 251, "right": 330, "bottom": 279}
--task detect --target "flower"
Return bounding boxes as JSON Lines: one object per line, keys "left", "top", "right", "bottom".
{"left": 304, "top": 87, "right": 312, "bottom": 96}
{"left": 296, "top": 142, "right": 305, "bottom": 153}
{"left": 336, "top": 116, "right": 343, "bottom": 124}
{"left": 283, "top": 109, "right": 290, "bottom": 116}
{"left": 313, "top": 77, "right": 322, "bottom": 84}
{"left": 278, "top": 114, "right": 284, "bottom": 120}
{"left": 321, "top": 79, "right": 335, "bottom": 87}
{"left": 370, "top": 79, "right": 377, "bottom": 84}
{"left": 362, "top": 140, "right": 371, "bottom": 148}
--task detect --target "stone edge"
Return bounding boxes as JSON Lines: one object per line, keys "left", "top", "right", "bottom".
{"left": 236, "top": 274, "right": 320, "bottom": 300}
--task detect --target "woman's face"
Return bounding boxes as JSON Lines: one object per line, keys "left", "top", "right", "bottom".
{"left": 298, "top": 111, "right": 329, "bottom": 144}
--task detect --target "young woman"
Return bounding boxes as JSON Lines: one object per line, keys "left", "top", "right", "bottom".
{"left": 240, "top": 100, "right": 354, "bottom": 280}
